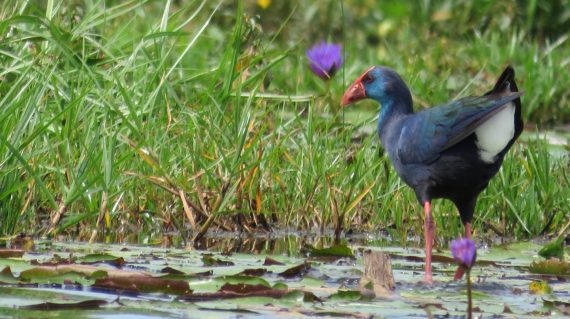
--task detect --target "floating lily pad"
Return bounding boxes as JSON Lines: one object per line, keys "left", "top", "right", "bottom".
{"left": 238, "top": 268, "right": 267, "bottom": 276}
{"left": 19, "top": 267, "right": 61, "bottom": 280}
{"left": 307, "top": 244, "right": 355, "bottom": 259}
{"left": 279, "top": 261, "right": 310, "bottom": 278}
{"left": 0, "top": 249, "right": 25, "bottom": 258}
{"left": 202, "top": 254, "right": 234, "bottom": 267}
{"left": 272, "top": 282, "right": 288, "bottom": 290}
{"left": 529, "top": 259, "right": 570, "bottom": 275}
{"left": 78, "top": 253, "right": 125, "bottom": 267}
{"left": 543, "top": 298, "right": 570, "bottom": 315}
{"left": 18, "top": 264, "right": 111, "bottom": 283}
{"left": 0, "top": 266, "right": 19, "bottom": 284}
{"left": 0, "top": 257, "right": 32, "bottom": 273}
{"left": 213, "top": 275, "right": 271, "bottom": 288}
{"left": 93, "top": 275, "right": 191, "bottom": 295}
{"left": 281, "top": 290, "right": 321, "bottom": 303}
{"left": 328, "top": 290, "right": 369, "bottom": 301}
{"left": 195, "top": 306, "right": 260, "bottom": 315}
{"left": 179, "top": 283, "right": 289, "bottom": 301}
{"left": 19, "top": 266, "right": 101, "bottom": 285}
{"left": 21, "top": 299, "right": 108, "bottom": 310}
{"left": 263, "top": 257, "right": 285, "bottom": 266}
{"left": 30, "top": 254, "right": 72, "bottom": 266}
{"left": 161, "top": 266, "right": 186, "bottom": 275}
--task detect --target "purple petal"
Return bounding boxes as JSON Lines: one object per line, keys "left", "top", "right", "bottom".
{"left": 306, "top": 41, "right": 343, "bottom": 80}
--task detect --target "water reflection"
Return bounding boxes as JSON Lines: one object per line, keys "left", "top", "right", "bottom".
{"left": 90, "top": 230, "right": 393, "bottom": 256}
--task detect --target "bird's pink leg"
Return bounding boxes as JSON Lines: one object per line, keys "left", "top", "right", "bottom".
{"left": 453, "top": 222, "right": 472, "bottom": 280}
{"left": 464, "top": 222, "right": 472, "bottom": 239}
{"left": 423, "top": 201, "right": 435, "bottom": 284}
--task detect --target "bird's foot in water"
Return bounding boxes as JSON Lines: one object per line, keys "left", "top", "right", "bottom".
{"left": 424, "top": 272, "right": 433, "bottom": 284}
{"left": 454, "top": 266, "right": 465, "bottom": 280}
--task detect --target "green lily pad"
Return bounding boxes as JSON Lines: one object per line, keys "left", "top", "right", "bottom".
{"left": 202, "top": 254, "right": 234, "bottom": 267}
{"left": 0, "top": 257, "right": 33, "bottom": 273}
{"left": 307, "top": 244, "right": 355, "bottom": 259}
{"left": 328, "top": 290, "right": 369, "bottom": 301}
{"left": 19, "top": 267, "right": 96, "bottom": 285}
{"left": 78, "top": 253, "right": 125, "bottom": 267}
{"left": 529, "top": 259, "right": 570, "bottom": 275}
{"left": 30, "top": 254, "right": 72, "bottom": 266}
{"left": 272, "top": 282, "right": 288, "bottom": 290}
{"left": 19, "top": 267, "right": 60, "bottom": 280}
{"left": 93, "top": 275, "right": 191, "bottom": 295}
{"left": 213, "top": 275, "right": 271, "bottom": 288}
{"left": 543, "top": 298, "right": 570, "bottom": 315}
{"left": 0, "top": 266, "right": 19, "bottom": 284}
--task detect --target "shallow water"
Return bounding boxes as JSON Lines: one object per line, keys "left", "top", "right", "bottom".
{"left": 0, "top": 237, "right": 568, "bottom": 318}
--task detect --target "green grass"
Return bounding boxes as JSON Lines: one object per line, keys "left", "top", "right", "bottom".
{"left": 0, "top": 0, "right": 568, "bottom": 245}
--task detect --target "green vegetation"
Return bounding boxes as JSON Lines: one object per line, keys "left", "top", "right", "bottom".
{"left": 0, "top": 1, "right": 568, "bottom": 243}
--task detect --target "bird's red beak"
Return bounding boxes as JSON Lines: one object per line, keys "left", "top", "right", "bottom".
{"left": 341, "top": 67, "right": 372, "bottom": 106}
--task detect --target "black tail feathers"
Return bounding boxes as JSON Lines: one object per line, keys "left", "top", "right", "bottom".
{"left": 488, "top": 66, "right": 519, "bottom": 95}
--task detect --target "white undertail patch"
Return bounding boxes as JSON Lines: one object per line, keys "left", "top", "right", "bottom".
{"left": 475, "top": 103, "right": 515, "bottom": 163}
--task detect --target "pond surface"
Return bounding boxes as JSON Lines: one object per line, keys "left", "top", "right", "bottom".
{"left": 0, "top": 237, "right": 568, "bottom": 318}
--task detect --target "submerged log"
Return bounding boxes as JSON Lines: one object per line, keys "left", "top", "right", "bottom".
{"left": 359, "top": 249, "right": 395, "bottom": 298}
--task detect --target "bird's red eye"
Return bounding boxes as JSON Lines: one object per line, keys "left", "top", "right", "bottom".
{"left": 362, "top": 73, "right": 374, "bottom": 84}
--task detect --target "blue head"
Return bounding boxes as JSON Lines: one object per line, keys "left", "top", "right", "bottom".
{"left": 341, "top": 66, "right": 413, "bottom": 110}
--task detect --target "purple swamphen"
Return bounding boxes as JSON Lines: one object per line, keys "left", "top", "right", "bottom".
{"left": 341, "top": 66, "right": 523, "bottom": 283}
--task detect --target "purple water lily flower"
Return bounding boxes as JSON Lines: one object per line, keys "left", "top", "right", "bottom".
{"left": 306, "top": 41, "right": 343, "bottom": 80}
{"left": 451, "top": 238, "right": 477, "bottom": 269}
